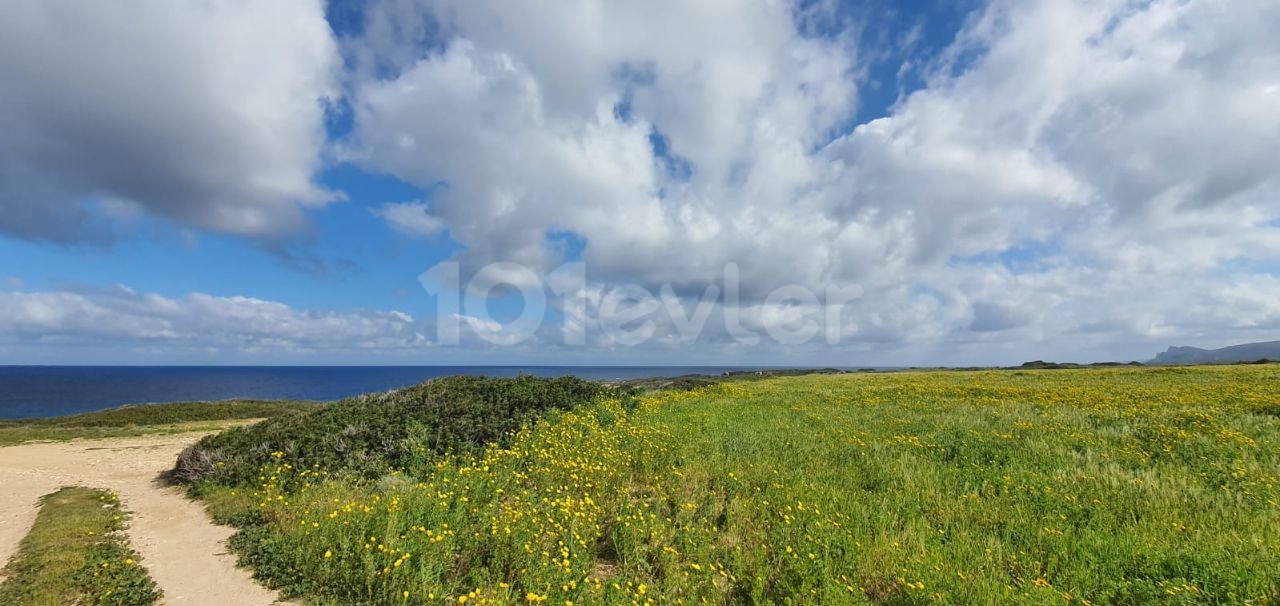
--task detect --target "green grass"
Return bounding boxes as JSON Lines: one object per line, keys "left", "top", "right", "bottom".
{"left": 0, "top": 487, "right": 161, "bottom": 606}
{"left": 0, "top": 400, "right": 318, "bottom": 446}
{"left": 190, "top": 366, "right": 1280, "bottom": 604}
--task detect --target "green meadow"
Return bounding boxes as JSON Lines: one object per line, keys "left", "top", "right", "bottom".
{"left": 175, "top": 367, "right": 1279, "bottom": 605}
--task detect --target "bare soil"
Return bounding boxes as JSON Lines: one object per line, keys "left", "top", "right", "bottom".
{"left": 0, "top": 429, "right": 288, "bottom": 605}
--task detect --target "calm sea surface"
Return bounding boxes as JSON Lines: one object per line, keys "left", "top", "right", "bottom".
{"left": 0, "top": 366, "right": 769, "bottom": 419}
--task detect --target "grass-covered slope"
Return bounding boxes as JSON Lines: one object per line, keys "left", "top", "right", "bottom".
{"left": 169, "top": 375, "right": 605, "bottom": 488}
{"left": 186, "top": 366, "right": 1280, "bottom": 605}
{"left": 0, "top": 487, "right": 161, "bottom": 606}
{"left": 0, "top": 400, "right": 317, "bottom": 446}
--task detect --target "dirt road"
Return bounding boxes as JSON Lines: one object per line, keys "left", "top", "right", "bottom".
{"left": 0, "top": 431, "right": 286, "bottom": 605}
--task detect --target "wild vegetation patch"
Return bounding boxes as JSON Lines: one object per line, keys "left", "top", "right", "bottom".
{"left": 187, "top": 367, "right": 1280, "bottom": 604}
{"left": 0, "top": 487, "right": 161, "bottom": 606}
{"left": 170, "top": 375, "right": 605, "bottom": 488}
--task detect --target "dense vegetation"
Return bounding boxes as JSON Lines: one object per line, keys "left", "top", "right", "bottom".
{"left": 0, "top": 487, "right": 160, "bottom": 606}
{"left": 170, "top": 375, "right": 605, "bottom": 487}
{"left": 191, "top": 367, "right": 1279, "bottom": 604}
{"left": 0, "top": 400, "right": 317, "bottom": 446}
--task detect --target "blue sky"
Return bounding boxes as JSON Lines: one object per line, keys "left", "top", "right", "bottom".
{"left": 2, "top": 0, "right": 1279, "bottom": 365}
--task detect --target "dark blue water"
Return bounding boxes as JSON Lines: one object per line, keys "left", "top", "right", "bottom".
{"left": 0, "top": 366, "right": 764, "bottom": 420}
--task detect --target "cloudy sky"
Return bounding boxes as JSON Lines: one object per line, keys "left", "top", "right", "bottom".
{"left": 1, "top": 0, "right": 1278, "bottom": 366}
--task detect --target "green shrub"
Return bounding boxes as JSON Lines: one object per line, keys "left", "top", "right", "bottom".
{"left": 169, "top": 375, "right": 604, "bottom": 487}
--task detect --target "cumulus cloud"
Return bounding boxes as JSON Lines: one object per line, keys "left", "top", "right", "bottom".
{"left": 0, "top": 0, "right": 340, "bottom": 242}
{"left": 345, "top": 0, "right": 859, "bottom": 291}
{"left": 823, "top": 0, "right": 1280, "bottom": 259}
{"left": 337, "top": 0, "right": 1280, "bottom": 360}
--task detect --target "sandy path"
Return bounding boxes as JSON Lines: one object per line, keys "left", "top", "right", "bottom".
{"left": 0, "top": 432, "right": 287, "bottom": 605}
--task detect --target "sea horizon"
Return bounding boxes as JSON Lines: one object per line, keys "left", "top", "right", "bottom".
{"left": 0, "top": 365, "right": 882, "bottom": 420}
{"left": 0, "top": 363, "right": 833, "bottom": 369}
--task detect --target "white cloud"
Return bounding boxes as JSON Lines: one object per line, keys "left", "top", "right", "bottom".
{"left": 0, "top": 0, "right": 340, "bottom": 241}
{"left": 344, "top": 1, "right": 859, "bottom": 291}
{"left": 378, "top": 202, "right": 447, "bottom": 237}
{"left": 0, "top": 286, "right": 428, "bottom": 354}
{"left": 337, "top": 0, "right": 1280, "bottom": 361}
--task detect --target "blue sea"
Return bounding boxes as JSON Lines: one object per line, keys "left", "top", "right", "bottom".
{"left": 0, "top": 366, "right": 769, "bottom": 420}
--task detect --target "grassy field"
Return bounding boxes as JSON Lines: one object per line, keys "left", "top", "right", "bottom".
{"left": 0, "top": 400, "right": 318, "bottom": 446}
{"left": 184, "top": 367, "right": 1279, "bottom": 605}
{"left": 0, "top": 487, "right": 160, "bottom": 606}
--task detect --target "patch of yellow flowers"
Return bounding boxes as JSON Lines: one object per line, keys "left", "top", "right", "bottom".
{"left": 230, "top": 367, "right": 1280, "bottom": 604}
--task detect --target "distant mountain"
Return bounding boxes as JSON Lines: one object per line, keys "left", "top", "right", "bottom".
{"left": 1151, "top": 341, "right": 1280, "bottom": 365}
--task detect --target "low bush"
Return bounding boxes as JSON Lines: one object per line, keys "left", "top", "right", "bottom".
{"left": 169, "top": 375, "right": 605, "bottom": 487}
